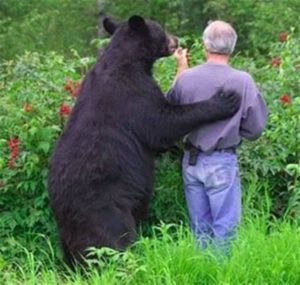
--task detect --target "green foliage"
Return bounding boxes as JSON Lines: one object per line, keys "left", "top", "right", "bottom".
{"left": 1, "top": 220, "right": 300, "bottom": 284}
{"left": 1, "top": 0, "right": 300, "bottom": 60}
{"left": 0, "top": 0, "right": 98, "bottom": 60}
{"left": 236, "top": 36, "right": 300, "bottom": 218}
{"left": 0, "top": 51, "right": 95, "bottom": 263}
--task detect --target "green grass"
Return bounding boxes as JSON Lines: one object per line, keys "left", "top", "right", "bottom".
{"left": 1, "top": 218, "right": 300, "bottom": 285}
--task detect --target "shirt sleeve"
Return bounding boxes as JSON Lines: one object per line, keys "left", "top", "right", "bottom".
{"left": 240, "top": 76, "right": 268, "bottom": 141}
{"left": 165, "top": 80, "right": 182, "bottom": 105}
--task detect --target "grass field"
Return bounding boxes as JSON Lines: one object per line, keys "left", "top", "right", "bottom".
{"left": 1, "top": 216, "right": 300, "bottom": 285}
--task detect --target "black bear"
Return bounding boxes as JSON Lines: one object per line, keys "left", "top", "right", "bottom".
{"left": 48, "top": 15, "right": 240, "bottom": 266}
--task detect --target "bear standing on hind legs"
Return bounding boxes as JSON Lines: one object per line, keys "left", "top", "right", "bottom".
{"left": 48, "top": 15, "right": 241, "bottom": 266}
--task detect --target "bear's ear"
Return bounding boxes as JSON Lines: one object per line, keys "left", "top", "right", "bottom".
{"left": 128, "top": 15, "right": 148, "bottom": 34}
{"left": 103, "top": 17, "right": 119, "bottom": 35}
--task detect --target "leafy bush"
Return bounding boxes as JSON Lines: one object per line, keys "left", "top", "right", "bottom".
{"left": 0, "top": 51, "right": 95, "bottom": 262}
{"left": 1, "top": 0, "right": 300, "bottom": 60}
{"left": 0, "top": 0, "right": 98, "bottom": 60}
{"left": 237, "top": 36, "right": 300, "bottom": 218}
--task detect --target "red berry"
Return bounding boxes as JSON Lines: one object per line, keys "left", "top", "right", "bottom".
{"left": 279, "top": 32, "right": 288, "bottom": 42}
{"left": 59, "top": 103, "right": 72, "bottom": 117}
{"left": 7, "top": 138, "right": 19, "bottom": 151}
{"left": 64, "top": 79, "right": 74, "bottom": 92}
{"left": 279, "top": 94, "right": 291, "bottom": 104}
{"left": 7, "top": 137, "right": 19, "bottom": 168}
{"left": 271, "top": 57, "right": 281, "bottom": 67}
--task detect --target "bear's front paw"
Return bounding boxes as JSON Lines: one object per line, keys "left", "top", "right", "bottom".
{"left": 212, "top": 90, "right": 241, "bottom": 118}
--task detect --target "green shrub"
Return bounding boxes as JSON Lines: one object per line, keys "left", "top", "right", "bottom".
{"left": 1, "top": 0, "right": 300, "bottom": 60}
{"left": 0, "top": 51, "right": 95, "bottom": 262}
{"left": 237, "top": 36, "right": 300, "bottom": 219}
{"left": 0, "top": 0, "right": 98, "bottom": 60}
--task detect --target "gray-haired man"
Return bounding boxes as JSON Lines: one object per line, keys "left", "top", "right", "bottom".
{"left": 167, "top": 21, "right": 268, "bottom": 253}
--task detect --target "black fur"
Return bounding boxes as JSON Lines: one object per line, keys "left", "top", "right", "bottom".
{"left": 48, "top": 16, "right": 240, "bottom": 266}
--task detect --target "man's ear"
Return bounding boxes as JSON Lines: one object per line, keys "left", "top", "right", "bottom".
{"left": 103, "top": 17, "right": 119, "bottom": 35}
{"left": 128, "top": 15, "right": 148, "bottom": 34}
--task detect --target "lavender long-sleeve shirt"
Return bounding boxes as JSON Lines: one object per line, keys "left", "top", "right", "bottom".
{"left": 166, "top": 62, "right": 268, "bottom": 152}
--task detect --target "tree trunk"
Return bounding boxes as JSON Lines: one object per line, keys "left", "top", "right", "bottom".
{"left": 97, "top": 0, "right": 106, "bottom": 37}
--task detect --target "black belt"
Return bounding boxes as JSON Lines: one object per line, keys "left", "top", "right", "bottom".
{"left": 184, "top": 141, "right": 236, "bottom": 166}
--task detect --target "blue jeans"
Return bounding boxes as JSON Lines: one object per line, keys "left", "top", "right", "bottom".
{"left": 182, "top": 150, "right": 241, "bottom": 253}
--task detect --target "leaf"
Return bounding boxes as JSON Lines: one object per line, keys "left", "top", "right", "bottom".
{"left": 38, "top": 141, "right": 50, "bottom": 154}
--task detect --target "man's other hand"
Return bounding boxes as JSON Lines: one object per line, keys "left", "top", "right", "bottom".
{"left": 173, "top": 48, "right": 189, "bottom": 69}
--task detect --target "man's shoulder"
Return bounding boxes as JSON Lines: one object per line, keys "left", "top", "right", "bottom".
{"left": 175, "top": 64, "right": 256, "bottom": 91}
{"left": 180, "top": 64, "right": 252, "bottom": 79}
{"left": 176, "top": 64, "right": 207, "bottom": 84}
{"left": 228, "top": 67, "right": 254, "bottom": 82}
{"left": 179, "top": 64, "right": 204, "bottom": 77}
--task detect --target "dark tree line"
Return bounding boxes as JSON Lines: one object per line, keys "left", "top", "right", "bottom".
{"left": 0, "top": 0, "right": 299, "bottom": 59}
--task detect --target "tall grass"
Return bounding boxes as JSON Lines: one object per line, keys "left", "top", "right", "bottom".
{"left": 1, "top": 217, "right": 300, "bottom": 284}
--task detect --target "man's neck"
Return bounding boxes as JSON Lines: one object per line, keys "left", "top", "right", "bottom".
{"left": 205, "top": 52, "right": 230, "bottom": 65}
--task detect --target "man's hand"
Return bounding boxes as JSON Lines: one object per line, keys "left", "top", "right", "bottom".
{"left": 173, "top": 48, "right": 189, "bottom": 82}
{"left": 173, "top": 48, "right": 189, "bottom": 69}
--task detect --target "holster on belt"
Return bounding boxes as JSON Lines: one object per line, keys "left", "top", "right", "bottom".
{"left": 184, "top": 141, "right": 199, "bottom": 166}
{"left": 184, "top": 141, "right": 236, "bottom": 166}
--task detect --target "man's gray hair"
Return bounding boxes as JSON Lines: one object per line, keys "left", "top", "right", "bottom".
{"left": 202, "top": 20, "right": 237, "bottom": 55}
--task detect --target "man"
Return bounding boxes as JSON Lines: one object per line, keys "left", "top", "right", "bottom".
{"left": 166, "top": 20, "right": 268, "bottom": 253}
